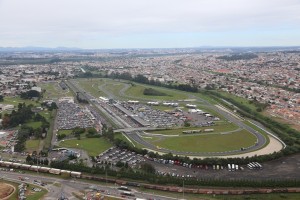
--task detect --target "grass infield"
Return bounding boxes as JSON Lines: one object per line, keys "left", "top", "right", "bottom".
{"left": 145, "top": 129, "right": 257, "bottom": 153}
{"left": 59, "top": 137, "right": 113, "bottom": 156}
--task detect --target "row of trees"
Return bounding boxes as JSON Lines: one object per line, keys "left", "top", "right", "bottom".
{"left": 26, "top": 155, "right": 49, "bottom": 165}
{"left": 50, "top": 159, "right": 300, "bottom": 188}
{"left": 57, "top": 127, "right": 99, "bottom": 141}
{"left": 20, "top": 90, "right": 41, "bottom": 99}
{"left": 41, "top": 101, "right": 58, "bottom": 111}
{"left": 143, "top": 88, "right": 168, "bottom": 96}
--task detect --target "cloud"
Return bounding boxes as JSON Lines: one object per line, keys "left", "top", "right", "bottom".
{"left": 0, "top": 0, "right": 300, "bottom": 47}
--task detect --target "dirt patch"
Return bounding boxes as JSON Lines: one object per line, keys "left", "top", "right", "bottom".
{"left": 0, "top": 182, "right": 15, "bottom": 200}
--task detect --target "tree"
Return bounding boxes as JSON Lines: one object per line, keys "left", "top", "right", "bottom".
{"left": 107, "top": 127, "right": 114, "bottom": 141}
{"left": 87, "top": 127, "right": 97, "bottom": 135}
{"left": 20, "top": 90, "right": 40, "bottom": 99}
{"left": 26, "top": 155, "right": 32, "bottom": 163}
{"left": 140, "top": 163, "right": 156, "bottom": 174}
{"left": 184, "top": 121, "right": 191, "bottom": 127}
{"left": 50, "top": 102, "right": 58, "bottom": 109}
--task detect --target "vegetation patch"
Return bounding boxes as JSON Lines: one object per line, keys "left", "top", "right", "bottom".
{"left": 143, "top": 88, "right": 168, "bottom": 96}
{"left": 25, "top": 139, "right": 40, "bottom": 152}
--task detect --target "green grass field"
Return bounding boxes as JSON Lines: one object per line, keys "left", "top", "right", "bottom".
{"left": 75, "top": 79, "right": 107, "bottom": 97}
{"left": 57, "top": 129, "right": 73, "bottom": 136}
{"left": 39, "top": 111, "right": 51, "bottom": 121}
{"left": 59, "top": 137, "right": 113, "bottom": 156}
{"left": 125, "top": 84, "right": 188, "bottom": 101}
{"left": 25, "top": 121, "right": 42, "bottom": 129}
{"left": 103, "top": 82, "right": 127, "bottom": 97}
{"left": 145, "top": 129, "right": 256, "bottom": 152}
{"left": 215, "top": 91, "right": 258, "bottom": 111}
{"left": 115, "top": 132, "right": 146, "bottom": 148}
{"left": 76, "top": 78, "right": 189, "bottom": 101}
{"left": 148, "top": 123, "right": 238, "bottom": 135}
{"left": 25, "top": 139, "right": 40, "bottom": 152}
{"left": 2, "top": 96, "right": 39, "bottom": 107}
{"left": 26, "top": 184, "right": 48, "bottom": 200}
{"left": 39, "top": 81, "right": 72, "bottom": 100}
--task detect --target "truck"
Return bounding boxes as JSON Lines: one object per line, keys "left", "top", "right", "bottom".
{"left": 121, "top": 191, "right": 134, "bottom": 196}
{"left": 228, "top": 164, "right": 231, "bottom": 171}
{"left": 231, "top": 164, "right": 235, "bottom": 171}
{"left": 118, "top": 186, "right": 131, "bottom": 191}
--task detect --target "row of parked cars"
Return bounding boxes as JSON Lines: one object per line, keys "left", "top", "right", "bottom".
{"left": 148, "top": 157, "right": 262, "bottom": 172}
{"left": 96, "top": 147, "right": 145, "bottom": 167}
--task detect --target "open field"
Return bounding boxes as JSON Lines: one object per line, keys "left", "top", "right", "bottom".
{"left": 102, "top": 82, "right": 127, "bottom": 97}
{"left": 115, "top": 132, "right": 145, "bottom": 148}
{"left": 213, "top": 91, "right": 258, "bottom": 112}
{"left": 59, "top": 137, "right": 113, "bottom": 156}
{"left": 26, "top": 184, "right": 48, "bottom": 200}
{"left": 0, "top": 182, "right": 15, "bottom": 199}
{"left": 76, "top": 78, "right": 107, "bottom": 97}
{"left": 39, "top": 81, "right": 72, "bottom": 100}
{"left": 39, "top": 111, "right": 51, "bottom": 121}
{"left": 25, "top": 139, "right": 40, "bottom": 152}
{"left": 145, "top": 129, "right": 257, "bottom": 152}
{"left": 2, "top": 96, "right": 39, "bottom": 107}
{"left": 57, "top": 129, "right": 73, "bottom": 136}
{"left": 148, "top": 123, "right": 238, "bottom": 135}
{"left": 25, "top": 121, "right": 42, "bottom": 129}
{"left": 76, "top": 78, "right": 189, "bottom": 101}
{"left": 125, "top": 83, "right": 189, "bottom": 101}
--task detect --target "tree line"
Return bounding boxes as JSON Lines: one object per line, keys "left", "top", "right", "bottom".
{"left": 50, "top": 158, "right": 300, "bottom": 188}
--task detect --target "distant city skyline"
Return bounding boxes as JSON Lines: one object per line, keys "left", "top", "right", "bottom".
{"left": 1, "top": 0, "right": 300, "bottom": 49}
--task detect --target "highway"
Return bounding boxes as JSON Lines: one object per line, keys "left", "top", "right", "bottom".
{"left": 0, "top": 171, "right": 178, "bottom": 200}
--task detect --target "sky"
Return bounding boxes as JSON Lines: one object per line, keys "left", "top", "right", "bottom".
{"left": 0, "top": 0, "right": 300, "bottom": 49}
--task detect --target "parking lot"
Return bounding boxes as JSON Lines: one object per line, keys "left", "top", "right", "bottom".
{"left": 95, "top": 147, "right": 145, "bottom": 168}
{"left": 56, "top": 101, "right": 95, "bottom": 130}
{"left": 147, "top": 153, "right": 300, "bottom": 181}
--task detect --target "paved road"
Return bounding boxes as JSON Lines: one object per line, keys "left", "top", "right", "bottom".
{"left": 68, "top": 78, "right": 272, "bottom": 157}
{"left": 0, "top": 171, "right": 178, "bottom": 200}
{"left": 122, "top": 93, "right": 269, "bottom": 156}
{"left": 67, "top": 80, "right": 132, "bottom": 129}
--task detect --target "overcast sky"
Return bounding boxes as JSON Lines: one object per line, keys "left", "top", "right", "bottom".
{"left": 0, "top": 0, "right": 300, "bottom": 48}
